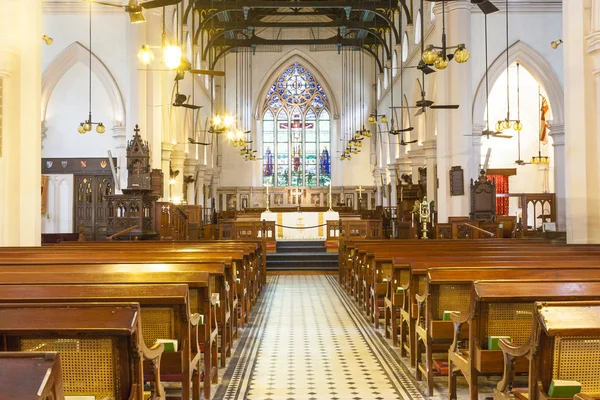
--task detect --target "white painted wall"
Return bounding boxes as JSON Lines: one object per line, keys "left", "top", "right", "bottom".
{"left": 42, "top": 174, "right": 74, "bottom": 233}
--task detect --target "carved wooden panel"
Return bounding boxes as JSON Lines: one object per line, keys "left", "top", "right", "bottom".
{"left": 75, "top": 175, "right": 114, "bottom": 240}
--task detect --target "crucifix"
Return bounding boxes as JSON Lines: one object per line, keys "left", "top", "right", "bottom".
{"left": 291, "top": 187, "right": 302, "bottom": 206}
{"left": 356, "top": 186, "right": 365, "bottom": 211}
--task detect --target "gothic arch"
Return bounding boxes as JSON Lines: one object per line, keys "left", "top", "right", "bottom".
{"left": 472, "top": 40, "right": 564, "bottom": 126}
{"left": 41, "top": 41, "right": 126, "bottom": 124}
{"left": 253, "top": 50, "right": 340, "bottom": 120}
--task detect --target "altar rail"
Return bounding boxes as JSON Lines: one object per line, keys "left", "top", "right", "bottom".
{"left": 435, "top": 220, "right": 503, "bottom": 239}
{"left": 155, "top": 202, "right": 189, "bottom": 240}
{"left": 340, "top": 219, "right": 383, "bottom": 239}
{"left": 218, "top": 220, "right": 276, "bottom": 242}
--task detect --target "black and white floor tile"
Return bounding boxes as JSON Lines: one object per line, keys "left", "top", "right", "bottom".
{"left": 216, "top": 275, "right": 424, "bottom": 400}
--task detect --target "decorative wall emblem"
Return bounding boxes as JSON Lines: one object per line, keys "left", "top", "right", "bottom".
{"left": 80, "top": 160, "right": 87, "bottom": 168}
{"left": 46, "top": 161, "right": 53, "bottom": 169}
{"left": 100, "top": 160, "right": 107, "bottom": 169}
{"left": 61, "top": 161, "right": 68, "bottom": 168}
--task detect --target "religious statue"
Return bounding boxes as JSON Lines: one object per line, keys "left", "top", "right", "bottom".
{"left": 320, "top": 146, "right": 330, "bottom": 175}
{"left": 264, "top": 146, "right": 274, "bottom": 177}
{"left": 412, "top": 196, "right": 435, "bottom": 239}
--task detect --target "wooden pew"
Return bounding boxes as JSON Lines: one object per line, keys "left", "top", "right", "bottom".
{"left": 0, "top": 352, "right": 64, "bottom": 400}
{"left": 24, "top": 242, "right": 260, "bottom": 321}
{"left": 449, "top": 280, "right": 600, "bottom": 400}
{"left": 0, "top": 302, "right": 164, "bottom": 400}
{"left": 416, "top": 268, "right": 600, "bottom": 396}
{"left": 0, "top": 250, "right": 241, "bottom": 363}
{"left": 0, "top": 268, "right": 217, "bottom": 400}
{"left": 0, "top": 284, "right": 204, "bottom": 400}
{"left": 495, "top": 301, "right": 600, "bottom": 400}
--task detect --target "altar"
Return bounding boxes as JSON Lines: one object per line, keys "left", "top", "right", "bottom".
{"left": 260, "top": 210, "right": 339, "bottom": 240}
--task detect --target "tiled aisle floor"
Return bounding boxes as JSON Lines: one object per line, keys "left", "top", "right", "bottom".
{"left": 217, "top": 275, "right": 424, "bottom": 400}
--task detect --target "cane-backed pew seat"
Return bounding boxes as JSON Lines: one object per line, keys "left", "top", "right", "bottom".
{"left": 449, "top": 280, "right": 600, "bottom": 400}
{"left": 0, "top": 268, "right": 218, "bottom": 400}
{"left": 0, "top": 352, "right": 65, "bottom": 400}
{"left": 0, "top": 283, "right": 204, "bottom": 400}
{"left": 495, "top": 301, "right": 600, "bottom": 400}
{"left": 0, "top": 252, "right": 238, "bottom": 370}
{"left": 0, "top": 302, "right": 164, "bottom": 400}
{"left": 416, "top": 268, "right": 600, "bottom": 396}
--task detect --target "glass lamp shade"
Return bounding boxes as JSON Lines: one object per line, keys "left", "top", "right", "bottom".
{"left": 453, "top": 45, "right": 470, "bottom": 63}
{"left": 434, "top": 54, "right": 449, "bottom": 70}
{"left": 137, "top": 45, "right": 155, "bottom": 65}
{"left": 495, "top": 121, "right": 503, "bottom": 132}
{"left": 353, "top": 149, "right": 359, "bottom": 154}
{"left": 163, "top": 45, "right": 182, "bottom": 69}
{"left": 381, "top": 115, "right": 388, "bottom": 124}
{"left": 502, "top": 119, "right": 511, "bottom": 130}
{"left": 345, "top": 149, "right": 350, "bottom": 155}
{"left": 513, "top": 120, "right": 523, "bottom": 131}
{"left": 422, "top": 46, "right": 438, "bottom": 65}
{"left": 226, "top": 131, "right": 234, "bottom": 140}
{"left": 78, "top": 124, "right": 86, "bottom": 134}
{"left": 368, "top": 115, "right": 376, "bottom": 124}
{"left": 340, "top": 155, "right": 345, "bottom": 161}
{"left": 213, "top": 115, "right": 222, "bottom": 126}
{"left": 96, "top": 123, "right": 106, "bottom": 134}
{"left": 83, "top": 122, "right": 92, "bottom": 132}
{"left": 224, "top": 115, "right": 234, "bottom": 127}
{"left": 233, "top": 142, "right": 238, "bottom": 147}
{"left": 357, "top": 141, "right": 363, "bottom": 147}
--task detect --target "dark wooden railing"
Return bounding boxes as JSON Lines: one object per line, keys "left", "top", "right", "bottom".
{"left": 155, "top": 202, "right": 189, "bottom": 240}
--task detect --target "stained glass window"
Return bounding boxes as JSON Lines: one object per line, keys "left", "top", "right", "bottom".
{"left": 263, "top": 63, "right": 331, "bottom": 187}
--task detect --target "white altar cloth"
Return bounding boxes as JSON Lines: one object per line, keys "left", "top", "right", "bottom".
{"left": 260, "top": 211, "right": 339, "bottom": 240}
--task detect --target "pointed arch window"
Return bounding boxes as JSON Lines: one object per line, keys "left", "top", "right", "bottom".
{"left": 262, "top": 62, "right": 331, "bottom": 187}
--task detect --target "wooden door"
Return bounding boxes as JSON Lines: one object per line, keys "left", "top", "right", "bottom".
{"left": 74, "top": 175, "right": 114, "bottom": 240}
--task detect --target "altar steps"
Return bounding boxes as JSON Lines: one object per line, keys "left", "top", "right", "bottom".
{"left": 267, "top": 241, "right": 338, "bottom": 271}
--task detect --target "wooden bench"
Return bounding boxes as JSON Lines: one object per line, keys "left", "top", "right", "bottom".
{"left": 0, "top": 250, "right": 241, "bottom": 366}
{"left": 0, "top": 268, "right": 218, "bottom": 400}
{"left": 0, "top": 302, "right": 164, "bottom": 400}
{"left": 0, "top": 352, "right": 64, "bottom": 400}
{"left": 416, "top": 268, "right": 600, "bottom": 396}
{"left": 495, "top": 301, "right": 600, "bottom": 400}
{"left": 449, "top": 280, "right": 600, "bottom": 400}
{"left": 0, "top": 283, "right": 205, "bottom": 400}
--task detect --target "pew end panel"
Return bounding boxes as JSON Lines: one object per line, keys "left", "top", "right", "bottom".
{"left": 0, "top": 351, "right": 65, "bottom": 400}
{"left": 0, "top": 302, "right": 165, "bottom": 400}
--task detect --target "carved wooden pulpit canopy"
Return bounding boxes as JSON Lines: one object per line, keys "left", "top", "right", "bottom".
{"left": 126, "top": 125, "right": 151, "bottom": 190}
{"left": 470, "top": 169, "right": 496, "bottom": 222}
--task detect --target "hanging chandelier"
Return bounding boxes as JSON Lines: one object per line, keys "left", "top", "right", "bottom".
{"left": 421, "top": 2, "right": 470, "bottom": 71}
{"left": 78, "top": 1, "right": 104, "bottom": 134}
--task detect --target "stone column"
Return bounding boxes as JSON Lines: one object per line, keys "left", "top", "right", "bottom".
{"left": 422, "top": 140, "right": 438, "bottom": 204}
{"left": 408, "top": 148, "right": 425, "bottom": 184}
{"left": 184, "top": 158, "right": 197, "bottom": 205}
{"left": 170, "top": 146, "right": 186, "bottom": 204}
{"left": 112, "top": 125, "right": 128, "bottom": 192}
{"left": 388, "top": 166, "right": 398, "bottom": 209}
{"left": 549, "top": 123, "right": 566, "bottom": 231}
{"left": 373, "top": 169, "right": 382, "bottom": 206}
{"left": 434, "top": 1, "right": 474, "bottom": 222}
{"left": 0, "top": 0, "right": 42, "bottom": 245}
{"left": 563, "top": 0, "right": 600, "bottom": 243}
{"left": 212, "top": 168, "right": 221, "bottom": 211}
{"left": 195, "top": 165, "right": 206, "bottom": 208}
{"left": 161, "top": 143, "right": 174, "bottom": 202}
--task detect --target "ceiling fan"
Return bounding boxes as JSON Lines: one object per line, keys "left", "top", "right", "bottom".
{"left": 171, "top": 80, "right": 203, "bottom": 110}
{"left": 413, "top": 77, "right": 459, "bottom": 116}
{"left": 187, "top": 137, "right": 211, "bottom": 145}
{"left": 464, "top": 14, "right": 512, "bottom": 140}
{"left": 85, "top": 0, "right": 183, "bottom": 24}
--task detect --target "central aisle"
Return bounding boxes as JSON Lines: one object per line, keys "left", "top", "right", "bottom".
{"left": 217, "top": 275, "right": 424, "bottom": 400}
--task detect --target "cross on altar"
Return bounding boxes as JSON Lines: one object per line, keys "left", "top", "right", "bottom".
{"left": 356, "top": 186, "right": 365, "bottom": 199}
{"left": 291, "top": 187, "right": 302, "bottom": 205}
